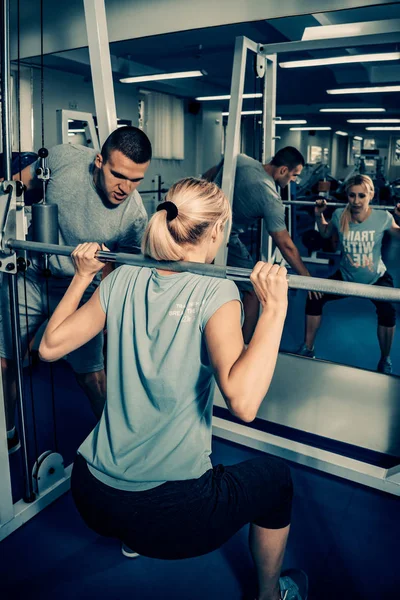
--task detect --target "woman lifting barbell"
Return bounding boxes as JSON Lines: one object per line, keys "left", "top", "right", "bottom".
{"left": 39, "top": 177, "right": 308, "bottom": 600}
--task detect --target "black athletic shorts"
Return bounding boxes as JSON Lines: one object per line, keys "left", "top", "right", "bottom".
{"left": 71, "top": 453, "right": 293, "bottom": 560}
{"left": 305, "top": 270, "right": 397, "bottom": 328}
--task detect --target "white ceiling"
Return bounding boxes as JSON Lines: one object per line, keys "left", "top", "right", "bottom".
{"left": 18, "top": 3, "right": 400, "bottom": 134}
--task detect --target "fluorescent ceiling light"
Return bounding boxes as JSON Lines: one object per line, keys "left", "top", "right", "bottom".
{"left": 222, "top": 110, "right": 262, "bottom": 116}
{"left": 280, "top": 52, "right": 400, "bottom": 69}
{"left": 366, "top": 127, "right": 400, "bottom": 131}
{"left": 196, "top": 93, "right": 262, "bottom": 101}
{"left": 320, "top": 108, "right": 386, "bottom": 113}
{"left": 302, "top": 19, "right": 400, "bottom": 41}
{"left": 354, "top": 136, "right": 363, "bottom": 140}
{"left": 276, "top": 120, "right": 307, "bottom": 125}
{"left": 290, "top": 127, "right": 331, "bottom": 131}
{"left": 335, "top": 131, "right": 348, "bottom": 136}
{"left": 327, "top": 85, "right": 400, "bottom": 95}
{"left": 347, "top": 119, "right": 400, "bottom": 124}
{"left": 120, "top": 70, "right": 204, "bottom": 84}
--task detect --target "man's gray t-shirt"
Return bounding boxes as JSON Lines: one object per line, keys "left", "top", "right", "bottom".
{"left": 28, "top": 144, "right": 148, "bottom": 278}
{"left": 331, "top": 208, "right": 393, "bottom": 284}
{"left": 214, "top": 154, "right": 286, "bottom": 237}
{"left": 78, "top": 265, "right": 242, "bottom": 491}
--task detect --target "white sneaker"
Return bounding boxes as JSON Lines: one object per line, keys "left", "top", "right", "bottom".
{"left": 121, "top": 543, "right": 140, "bottom": 558}
{"left": 377, "top": 356, "right": 392, "bottom": 375}
{"left": 295, "top": 343, "right": 315, "bottom": 359}
{"left": 279, "top": 569, "right": 308, "bottom": 600}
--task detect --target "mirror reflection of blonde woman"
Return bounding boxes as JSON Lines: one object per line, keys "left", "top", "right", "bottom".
{"left": 298, "top": 174, "right": 400, "bottom": 375}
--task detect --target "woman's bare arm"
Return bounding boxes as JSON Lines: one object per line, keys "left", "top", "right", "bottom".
{"left": 205, "top": 263, "right": 288, "bottom": 422}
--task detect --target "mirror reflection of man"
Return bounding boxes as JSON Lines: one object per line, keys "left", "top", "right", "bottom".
{"left": 1, "top": 126, "right": 152, "bottom": 454}
{"left": 204, "top": 147, "right": 316, "bottom": 343}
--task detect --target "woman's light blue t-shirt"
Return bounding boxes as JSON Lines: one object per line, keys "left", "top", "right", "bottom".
{"left": 331, "top": 208, "right": 393, "bottom": 285}
{"left": 78, "top": 266, "right": 242, "bottom": 491}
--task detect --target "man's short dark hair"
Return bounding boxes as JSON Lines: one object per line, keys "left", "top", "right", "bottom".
{"left": 270, "top": 146, "right": 304, "bottom": 170}
{"left": 101, "top": 126, "right": 152, "bottom": 164}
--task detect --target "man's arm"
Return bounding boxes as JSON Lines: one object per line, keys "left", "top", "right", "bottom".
{"left": 259, "top": 182, "right": 309, "bottom": 276}
{"left": 269, "top": 228, "right": 310, "bottom": 276}
{"left": 260, "top": 184, "right": 321, "bottom": 297}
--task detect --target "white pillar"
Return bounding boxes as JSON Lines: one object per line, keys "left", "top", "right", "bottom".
{"left": 83, "top": 0, "right": 118, "bottom": 146}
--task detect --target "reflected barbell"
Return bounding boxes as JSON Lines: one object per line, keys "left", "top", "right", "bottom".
{"left": 282, "top": 200, "right": 397, "bottom": 211}
{"left": 7, "top": 239, "right": 400, "bottom": 303}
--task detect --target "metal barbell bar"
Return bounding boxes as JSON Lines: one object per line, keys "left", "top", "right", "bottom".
{"left": 282, "top": 200, "right": 397, "bottom": 211}
{"left": 7, "top": 239, "right": 400, "bottom": 303}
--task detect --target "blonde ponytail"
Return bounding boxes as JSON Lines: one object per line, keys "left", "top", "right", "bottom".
{"left": 142, "top": 177, "right": 231, "bottom": 261}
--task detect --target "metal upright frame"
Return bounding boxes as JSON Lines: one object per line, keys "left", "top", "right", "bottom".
{"left": 57, "top": 109, "right": 100, "bottom": 150}
{"left": 0, "top": 0, "right": 118, "bottom": 542}
{"left": 214, "top": 39, "right": 282, "bottom": 267}
{"left": 83, "top": 0, "right": 118, "bottom": 145}
{"left": 261, "top": 51, "right": 281, "bottom": 264}
{"left": 0, "top": 0, "right": 35, "bottom": 534}
{"left": 215, "top": 36, "right": 259, "bottom": 266}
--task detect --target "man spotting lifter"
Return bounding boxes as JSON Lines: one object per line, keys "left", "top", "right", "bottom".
{"left": 204, "top": 147, "right": 316, "bottom": 343}
{"left": 1, "top": 126, "right": 152, "bottom": 454}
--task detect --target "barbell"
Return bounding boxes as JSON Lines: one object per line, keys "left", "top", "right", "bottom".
{"left": 7, "top": 239, "right": 400, "bottom": 304}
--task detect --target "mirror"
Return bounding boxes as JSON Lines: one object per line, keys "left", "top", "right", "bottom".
{"left": 3, "top": 6, "right": 400, "bottom": 502}
{"left": 9, "top": 4, "right": 400, "bottom": 370}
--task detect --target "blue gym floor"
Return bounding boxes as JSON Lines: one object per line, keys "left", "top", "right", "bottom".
{"left": 2, "top": 420, "right": 400, "bottom": 600}
{"left": 2, "top": 217, "right": 400, "bottom": 599}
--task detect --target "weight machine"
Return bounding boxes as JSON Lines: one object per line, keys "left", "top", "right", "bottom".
{"left": 0, "top": 0, "right": 118, "bottom": 541}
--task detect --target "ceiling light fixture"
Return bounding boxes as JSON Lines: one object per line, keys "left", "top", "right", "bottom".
{"left": 335, "top": 131, "right": 348, "bottom": 136}
{"left": 327, "top": 85, "right": 400, "bottom": 95}
{"left": 196, "top": 93, "right": 262, "bottom": 101}
{"left": 353, "top": 136, "right": 363, "bottom": 140}
{"left": 279, "top": 52, "right": 400, "bottom": 69}
{"left": 320, "top": 108, "right": 386, "bottom": 113}
{"left": 365, "top": 127, "right": 400, "bottom": 131}
{"left": 222, "top": 110, "right": 262, "bottom": 116}
{"left": 347, "top": 119, "right": 400, "bottom": 124}
{"left": 302, "top": 20, "right": 399, "bottom": 42}
{"left": 290, "top": 127, "right": 332, "bottom": 131}
{"left": 120, "top": 70, "right": 204, "bottom": 84}
{"left": 276, "top": 120, "right": 307, "bottom": 125}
